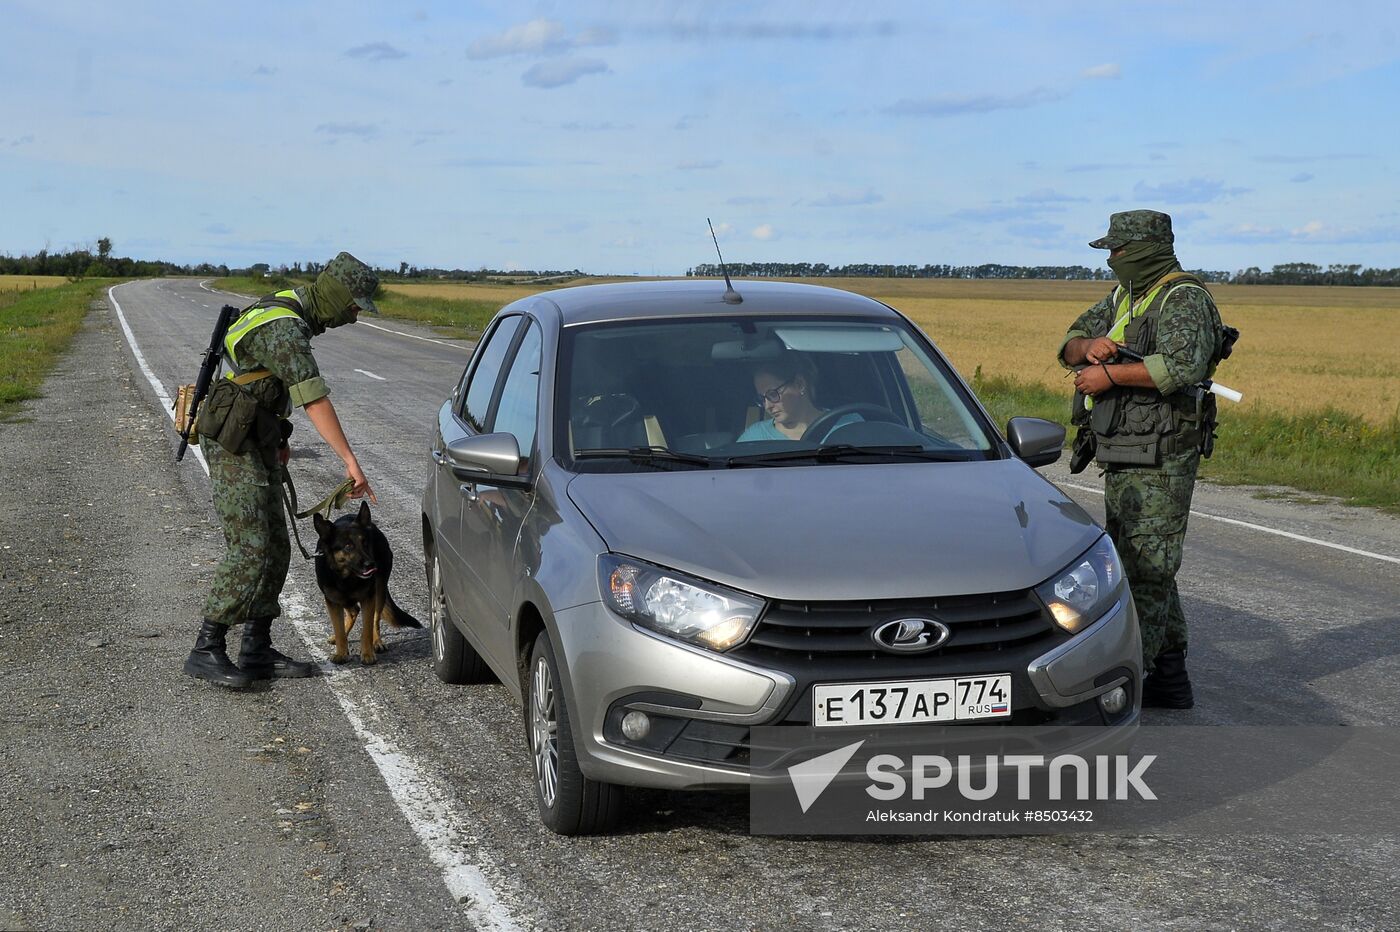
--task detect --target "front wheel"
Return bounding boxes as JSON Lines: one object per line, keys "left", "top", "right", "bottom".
{"left": 428, "top": 551, "right": 492, "bottom": 684}
{"left": 526, "top": 632, "right": 624, "bottom": 835}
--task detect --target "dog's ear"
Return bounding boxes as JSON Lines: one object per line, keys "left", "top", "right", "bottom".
{"left": 356, "top": 500, "right": 372, "bottom": 527}
{"left": 313, "top": 513, "right": 334, "bottom": 539}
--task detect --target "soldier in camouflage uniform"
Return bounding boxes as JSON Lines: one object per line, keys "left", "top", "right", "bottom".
{"left": 184, "top": 252, "right": 381, "bottom": 688}
{"left": 1059, "top": 211, "right": 1225, "bottom": 709}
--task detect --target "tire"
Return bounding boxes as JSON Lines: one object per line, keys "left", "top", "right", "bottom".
{"left": 427, "top": 550, "right": 492, "bottom": 685}
{"left": 526, "top": 632, "right": 624, "bottom": 835}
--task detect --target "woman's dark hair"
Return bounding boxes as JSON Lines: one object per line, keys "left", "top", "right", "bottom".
{"left": 752, "top": 351, "right": 819, "bottom": 398}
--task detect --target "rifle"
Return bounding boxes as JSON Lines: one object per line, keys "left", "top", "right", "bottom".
{"left": 1112, "top": 345, "right": 1243, "bottom": 403}
{"left": 175, "top": 304, "right": 239, "bottom": 461}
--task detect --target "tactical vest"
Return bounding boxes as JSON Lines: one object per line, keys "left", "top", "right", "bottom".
{"left": 198, "top": 291, "right": 308, "bottom": 465}
{"left": 1089, "top": 271, "right": 1221, "bottom": 467}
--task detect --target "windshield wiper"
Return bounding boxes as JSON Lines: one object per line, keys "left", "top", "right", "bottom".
{"left": 725, "top": 444, "right": 963, "bottom": 466}
{"left": 573, "top": 446, "right": 716, "bottom": 470}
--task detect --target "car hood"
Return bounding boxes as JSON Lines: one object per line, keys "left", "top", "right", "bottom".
{"left": 566, "top": 460, "right": 1101, "bottom": 601}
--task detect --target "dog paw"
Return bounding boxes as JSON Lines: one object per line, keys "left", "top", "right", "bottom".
{"left": 374, "top": 639, "right": 387, "bottom": 652}
{"left": 360, "top": 653, "right": 378, "bottom": 666}
{"left": 330, "top": 651, "right": 349, "bottom": 665}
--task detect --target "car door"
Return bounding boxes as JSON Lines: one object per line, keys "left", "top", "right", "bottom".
{"left": 433, "top": 314, "right": 523, "bottom": 658}
{"left": 460, "top": 318, "right": 542, "bottom": 665}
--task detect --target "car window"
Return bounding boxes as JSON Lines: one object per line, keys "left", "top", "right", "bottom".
{"left": 460, "top": 315, "right": 523, "bottom": 432}
{"left": 560, "top": 316, "right": 996, "bottom": 471}
{"left": 490, "top": 320, "right": 542, "bottom": 458}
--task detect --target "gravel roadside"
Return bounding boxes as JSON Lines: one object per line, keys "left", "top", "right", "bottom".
{"left": 0, "top": 298, "right": 455, "bottom": 932}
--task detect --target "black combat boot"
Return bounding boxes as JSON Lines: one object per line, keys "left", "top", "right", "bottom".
{"left": 1142, "top": 649, "right": 1194, "bottom": 709}
{"left": 184, "top": 619, "right": 254, "bottom": 688}
{"left": 238, "top": 618, "right": 317, "bottom": 679}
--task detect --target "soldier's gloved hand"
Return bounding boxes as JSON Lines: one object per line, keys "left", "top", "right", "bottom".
{"left": 1084, "top": 337, "right": 1121, "bottom": 364}
{"left": 346, "top": 458, "right": 377, "bottom": 504}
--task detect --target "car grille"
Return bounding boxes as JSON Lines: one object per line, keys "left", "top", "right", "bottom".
{"left": 739, "top": 590, "right": 1058, "bottom": 661}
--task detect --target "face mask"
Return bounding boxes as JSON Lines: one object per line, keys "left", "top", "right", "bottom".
{"left": 1106, "top": 240, "right": 1179, "bottom": 293}
{"left": 303, "top": 271, "right": 358, "bottom": 332}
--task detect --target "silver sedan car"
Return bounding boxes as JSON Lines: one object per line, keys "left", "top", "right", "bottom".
{"left": 422, "top": 279, "right": 1140, "bottom": 835}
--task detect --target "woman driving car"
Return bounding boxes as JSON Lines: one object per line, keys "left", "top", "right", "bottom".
{"left": 737, "top": 353, "right": 862, "bottom": 442}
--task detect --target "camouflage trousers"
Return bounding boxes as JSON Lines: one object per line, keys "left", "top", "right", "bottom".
{"left": 202, "top": 442, "right": 289, "bottom": 625}
{"left": 1103, "top": 453, "right": 1199, "bottom": 675}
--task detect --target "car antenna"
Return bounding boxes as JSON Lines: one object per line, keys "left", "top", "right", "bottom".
{"left": 707, "top": 217, "right": 743, "bottom": 304}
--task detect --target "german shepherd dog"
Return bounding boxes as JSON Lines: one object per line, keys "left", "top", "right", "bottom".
{"left": 313, "top": 502, "right": 422, "bottom": 665}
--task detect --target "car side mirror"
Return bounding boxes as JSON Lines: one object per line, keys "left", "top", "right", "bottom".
{"left": 446, "top": 432, "right": 522, "bottom": 480}
{"left": 1006, "top": 417, "right": 1065, "bottom": 469}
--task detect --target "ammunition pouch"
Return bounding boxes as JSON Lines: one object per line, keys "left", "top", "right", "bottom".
{"left": 1089, "top": 387, "right": 1198, "bottom": 468}
{"left": 199, "top": 371, "right": 288, "bottom": 468}
{"left": 174, "top": 383, "right": 200, "bottom": 445}
{"left": 1069, "top": 426, "right": 1097, "bottom": 474}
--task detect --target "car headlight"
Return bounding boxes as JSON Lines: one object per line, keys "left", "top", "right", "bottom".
{"left": 1035, "top": 535, "right": 1123, "bottom": 634}
{"left": 599, "top": 554, "right": 764, "bottom": 651}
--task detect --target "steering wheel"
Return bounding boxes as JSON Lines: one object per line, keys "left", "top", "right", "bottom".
{"left": 578, "top": 393, "right": 641, "bottom": 429}
{"left": 801, "top": 403, "right": 902, "bottom": 442}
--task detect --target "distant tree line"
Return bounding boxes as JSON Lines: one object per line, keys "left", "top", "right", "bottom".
{"left": 687, "top": 261, "right": 1400, "bottom": 286}
{"left": 0, "top": 241, "right": 214, "bottom": 279}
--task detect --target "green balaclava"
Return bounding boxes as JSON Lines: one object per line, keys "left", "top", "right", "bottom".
{"left": 299, "top": 271, "right": 357, "bottom": 335}
{"left": 1106, "top": 239, "right": 1180, "bottom": 294}
{"left": 297, "top": 252, "right": 380, "bottom": 334}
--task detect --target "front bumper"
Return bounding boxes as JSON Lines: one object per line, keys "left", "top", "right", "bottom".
{"left": 551, "top": 595, "right": 1141, "bottom": 791}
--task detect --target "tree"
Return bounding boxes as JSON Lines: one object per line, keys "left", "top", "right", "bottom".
{"left": 97, "top": 237, "right": 112, "bottom": 259}
{"left": 399, "top": 261, "right": 409, "bottom": 277}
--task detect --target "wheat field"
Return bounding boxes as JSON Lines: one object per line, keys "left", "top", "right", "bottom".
{"left": 0, "top": 275, "right": 69, "bottom": 293}
{"left": 384, "top": 277, "right": 1400, "bottom": 423}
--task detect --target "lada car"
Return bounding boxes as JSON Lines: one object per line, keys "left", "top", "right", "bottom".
{"left": 422, "top": 279, "right": 1139, "bottom": 835}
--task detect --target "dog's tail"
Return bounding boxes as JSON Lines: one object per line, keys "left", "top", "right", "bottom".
{"left": 383, "top": 593, "right": 423, "bottom": 629}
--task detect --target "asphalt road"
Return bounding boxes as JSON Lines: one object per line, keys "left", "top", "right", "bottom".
{"left": 3, "top": 277, "right": 1399, "bottom": 931}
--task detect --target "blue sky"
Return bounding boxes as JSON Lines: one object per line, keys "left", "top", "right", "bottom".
{"left": 3, "top": 1, "right": 1398, "bottom": 274}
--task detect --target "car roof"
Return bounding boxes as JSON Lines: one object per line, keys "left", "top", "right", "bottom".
{"left": 517, "top": 279, "right": 901, "bottom": 326}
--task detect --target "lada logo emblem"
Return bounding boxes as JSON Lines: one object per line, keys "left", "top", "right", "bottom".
{"left": 871, "top": 617, "right": 950, "bottom": 654}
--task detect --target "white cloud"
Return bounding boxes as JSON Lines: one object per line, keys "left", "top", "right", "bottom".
{"left": 522, "top": 58, "right": 609, "bottom": 89}
{"left": 883, "top": 86, "right": 1063, "bottom": 117}
{"left": 711, "top": 222, "right": 734, "bottom": 236}
{"left": 468, "top": 18, "right": 614, "bottom": 59}
{"left": 752, "top": 224, "right": 776, "bottom": 241}
{"left": 810, "top": 188, "right": 882, "bottom": 207}
{"left": 346, "top": 42, "right": 408, "bottom": 62}
{"left": 1082, "top": 63, "right": 1121, "bottom": 79}
{"left": 1292, "top": 220, "right": 1326, "bottom": 237}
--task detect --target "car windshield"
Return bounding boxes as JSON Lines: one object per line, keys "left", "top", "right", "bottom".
{"left": 559, "top": 316, "right": 998, "bottom": 472}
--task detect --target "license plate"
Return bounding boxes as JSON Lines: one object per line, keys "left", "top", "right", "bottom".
{"left": 813, "top": 674, "right": 1012, "bottom": 727}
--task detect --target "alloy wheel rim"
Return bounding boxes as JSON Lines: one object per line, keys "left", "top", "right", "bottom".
{"left": 430, "top": 556, "right": 446, "bottom": 664}
{"left": 531, "top": 656, "right": 559, "bottom": 808}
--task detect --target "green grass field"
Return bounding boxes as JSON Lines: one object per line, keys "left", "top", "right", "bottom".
{"left": 0, "top": 280, "right": 110, "bottom": 413}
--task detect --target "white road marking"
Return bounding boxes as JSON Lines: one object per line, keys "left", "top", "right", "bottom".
{"left": 1058, "top": 480, "right": 1400, "bottom": 566}
{"left": 355, "top": 368, "right": 388, "bottom": 381}
{"left": 359, "top": 319, "right": 467, "bottom": 350}
{"left": 108, "top": 282, "right": 524, "bottom": 932}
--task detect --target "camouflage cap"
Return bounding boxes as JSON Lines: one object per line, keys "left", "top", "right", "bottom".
{"left": 1089, "top": 210, "right": 1174, "bottom": 250}
{"left": 323, "top": 251, "right": 380, "bottom": 314}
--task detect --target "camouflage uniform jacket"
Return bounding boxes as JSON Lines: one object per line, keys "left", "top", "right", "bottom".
{"left": 231, "top": 314, "right": 330, "bottom": 414}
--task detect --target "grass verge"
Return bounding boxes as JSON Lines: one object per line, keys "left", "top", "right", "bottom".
{"left": 0, "top": 279, "right": 109, "bottom": 414}
{"left": 970, "top": 368, "right": 1400, "bottom": 514}
{"left": 210, "top": 277, "right": 499, "bottom": 338}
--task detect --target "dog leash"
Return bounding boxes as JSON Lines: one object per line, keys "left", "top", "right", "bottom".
{"left": 280, "top": 468, "right": 357, "bottom": 560}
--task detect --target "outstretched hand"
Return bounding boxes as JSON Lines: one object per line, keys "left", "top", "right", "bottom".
{"left": 347, "top": 459, "right": 377, "bottom": 504}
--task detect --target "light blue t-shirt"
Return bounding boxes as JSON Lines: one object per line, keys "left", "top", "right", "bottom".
{"left": 737, "top": 413, "right": 862, "bottom": 442}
